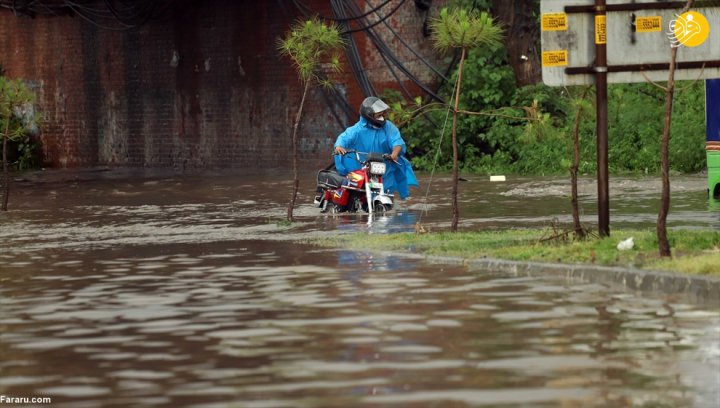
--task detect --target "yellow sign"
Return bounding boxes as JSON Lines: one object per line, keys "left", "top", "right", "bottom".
{"left": 542, "top": 13, "right": 568, "bottom": 31}
{"left": 595, "top": 15, "right": 607, "bottom": 44}
{"left": 636, "top": 16, "right": 662, "bottom": 32}
{"left": 671, "top": 11, "right": 710, "bottom": 47}
{"left": 542, "top": 50, "right": 568, "bottom": 67}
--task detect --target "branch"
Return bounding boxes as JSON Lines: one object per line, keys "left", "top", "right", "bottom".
{"left": 456, "top": 109, "right": 533, "bottom": 121}
{"left": 675, "top": 63, "right": 706, "bottom": 92}
{"left": 640, "top": 70, "right": 669, "bottom": 92}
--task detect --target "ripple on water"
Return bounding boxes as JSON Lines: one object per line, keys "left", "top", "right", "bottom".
{"left": 380, "top": 345, "right": 443, "bottom": 354}
{"left": 258, "top": 314, "right": 422, "bottom": 327}
{"left": 110, "top": 370, "right": 174, "bottom": 380}
{"left": 15, "top": 336, "right": 138, "bottom": 350}
{"left": 1, "top": 182, "right": 718, "bottom": 408}
{"left": 38, "top": 385, "right": 111, "bottom": 397}
{"left": 426, "top": 319, "right": 462, "bottom": 327}
{"left": 206, "top": 328, "right": 283, "bottom": 339}
{"left": 363, "top": 387, "right": 597, "bottom": 406}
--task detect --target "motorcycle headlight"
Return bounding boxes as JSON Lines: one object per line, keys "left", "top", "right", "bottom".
{"left": 369, "top": 162, "right": 386, "bottom": 175}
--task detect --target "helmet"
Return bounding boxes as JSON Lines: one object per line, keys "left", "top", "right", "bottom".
{"left": 359, "top": 96, "right": 390, "bottom": 128}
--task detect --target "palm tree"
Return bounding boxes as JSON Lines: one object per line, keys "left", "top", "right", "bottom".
{"left": 0, "top": 76, "right": 38, "bottom": 211}
{"left": 277, "top": 18, "right": 344, "bottom": 222}
{"left": 430, "top": 7, "right": 502, "bottom": 232}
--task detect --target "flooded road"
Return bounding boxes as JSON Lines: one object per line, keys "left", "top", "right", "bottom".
{"left": 1, "top": 169, "right": 719, "bottom": 407}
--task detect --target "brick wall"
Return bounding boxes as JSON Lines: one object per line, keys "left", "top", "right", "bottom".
{"left": 0, "top": 0, "right": 446, "bottom": 169}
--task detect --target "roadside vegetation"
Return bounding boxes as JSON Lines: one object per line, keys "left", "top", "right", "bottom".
{"left": 390, "top": 0, "right": 706, "bottom": 178}
{"left": 380, "top": 0, "right": 708, "bottom": 260}
{"left": 0, "top": 71, "right": 39, "bottom": 211}
{"left": 393, "top": 64, "right": 705, "bottom": 177}
{"left": 318, "top": 229, "right": 720, "bottom": 276}
{"left": 277, "top": 18, "right": 344, "bottom": 222}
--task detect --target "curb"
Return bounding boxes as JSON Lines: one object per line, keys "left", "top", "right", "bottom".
{"left": 420, "top": 255, "right": 720, "bottom": 307}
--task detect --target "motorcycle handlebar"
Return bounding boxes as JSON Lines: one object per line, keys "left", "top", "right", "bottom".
{"left": 334, "top": 150, "right": 396, "bottom": 162}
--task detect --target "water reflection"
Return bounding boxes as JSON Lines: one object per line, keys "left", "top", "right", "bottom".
{"left": 0, "top": 170, "right": 718, "bottom": 407}
{"left": 2, "top": 241, "right": 719, "bottom": 407}
{"left": 323, "top": 210, "right": 418, "bottom": 234}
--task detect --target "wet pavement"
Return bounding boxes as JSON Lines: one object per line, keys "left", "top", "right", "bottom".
{"left": 0, "top": 168, "right": 719, "bottom": 407}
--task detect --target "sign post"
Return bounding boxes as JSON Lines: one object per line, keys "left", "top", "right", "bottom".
{"left": 541, "top": 0, "right": 720, "bottom": 234}
{"left": 595, "top": 0, "right": 610, "bottom": 236}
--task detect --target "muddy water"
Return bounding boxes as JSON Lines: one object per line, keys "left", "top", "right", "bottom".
{"left": 1, "top": 169, "right": 719, "bottom": 407}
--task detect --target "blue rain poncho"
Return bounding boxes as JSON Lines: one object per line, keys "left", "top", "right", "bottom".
{"left": 334, "top": 116, "right": 419, "bottom": 199}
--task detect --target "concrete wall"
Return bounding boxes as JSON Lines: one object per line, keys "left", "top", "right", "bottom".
{"left": 0, "top": 0, "right": 446, "bottom": 169}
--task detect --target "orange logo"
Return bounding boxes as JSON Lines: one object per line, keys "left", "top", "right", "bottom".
{"left": 669, "top": 11, "right": 710, "bottom": 48}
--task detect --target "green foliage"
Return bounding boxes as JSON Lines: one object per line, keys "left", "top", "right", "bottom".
{"left": 403, "top": 42, "right": 516, "bottom": 172}
{"left": 277, "top": 18, "right": 345, "bottom": 88}
{"left": 378, "top": 88, "right": 422, "bottom": 128}
{"left": 429, "top": 7, "right": 503, "bottom": 53}
{"left": 606, "top": 81, "right": 706, "bottom": 174}
{"left": 394, "top": 1, "right": 707, "bottom": 176}
{"left": 0, "top": 75, "right": 41, "bottom": 170}
{"left": 404, "top": 68, "right": 707, "bottom": 175}
{"left": 668, "top": 81, "right": 706, "bottom": 173}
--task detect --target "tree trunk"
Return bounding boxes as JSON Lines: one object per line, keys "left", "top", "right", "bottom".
{"left": 570, "top": 90, "right": 587, "bottom": 239}
{"left": 450, "top": 48, "right": 466, "bottom": 232}
{"left": 491, "top": 0, "right": 542, "bottom": 87}
{"left": 1, "top": 119, "right": 10, "bottom": 211}
{"left": 658, "top": 51, "right": 676, "bottom": 257}
{"left": 658, "top": 0, "right": 694, "bottom": 257}
{"left": 287, "top": 82, "right": 310, "bottom": 222}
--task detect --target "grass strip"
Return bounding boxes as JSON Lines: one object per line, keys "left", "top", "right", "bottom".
{"left": 315, "top": 228, "right": 720, "bottom": 276}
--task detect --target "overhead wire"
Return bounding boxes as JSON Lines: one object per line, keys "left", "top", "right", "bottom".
{"left": 291, "top": 0, "right": 393, "bottom": 24}
{"left": 103, "top": 0, "right": 155, "bottom": 28}
{"left": 0, "top": 0, "right": 174, "bottom": 29}
{"left": 340, "top": 0, "right": 407, "bottom": 35}
{"left": 344, "top": 0, "right": 444, "bottom": 102}
{"left": 288, "top": 0, "right": 453, "bottom": 134}
{"left": 417, "top": 71, "right": 458, "bottom": 224}
{"left": 332, "top": 0, "right": 376, "bottom": 98}
{"left": 378, "top": 50, "right": 415, "bottom": 101}
{"left": 288, "top": 0, "right": 356, "bottom": 126}
{"left": 365, "top": 0, "right": 448, "bottom": 82}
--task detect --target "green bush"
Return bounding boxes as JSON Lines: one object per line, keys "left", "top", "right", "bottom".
{"left": 403, "top": 56, "right": 706, "bottom": 176}
{"left": 0, "top": 75, "right": 41, "bottom": 170}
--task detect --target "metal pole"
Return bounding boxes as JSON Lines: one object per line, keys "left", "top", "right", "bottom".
{"left": 595, "top": 0, "right": 610, "bottom": 236}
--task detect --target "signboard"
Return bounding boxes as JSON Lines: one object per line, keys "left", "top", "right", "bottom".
{"left": 541, "top": 13, "right": 568, "bottom": 31}
{"left": 595, "top": 15, "right": 606, "bottom": 44}
{"left": 541, "top": 0, "right": 720, "bottom": 86}
{"left": 708, "top": 79, "right": 720, "bottom": 143}
{"left": 635, "top": 16, "right": 662, "bottom": 32}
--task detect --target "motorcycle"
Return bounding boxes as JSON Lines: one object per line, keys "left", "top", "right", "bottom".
{"left": 313, "top": 150, "right": 394, "bottom": 215}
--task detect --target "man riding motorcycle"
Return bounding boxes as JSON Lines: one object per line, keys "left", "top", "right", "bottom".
{"left": 333, "top": 96, "right": 418, "bottom": 200}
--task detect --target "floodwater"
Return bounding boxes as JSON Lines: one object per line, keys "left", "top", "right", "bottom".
{"left": 1, "top": 168, "right": 719, "bottom": 408}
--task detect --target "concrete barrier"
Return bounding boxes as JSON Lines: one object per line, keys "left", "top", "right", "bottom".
{"left": 418, "top": 255, "right": 720, "bottom": 307}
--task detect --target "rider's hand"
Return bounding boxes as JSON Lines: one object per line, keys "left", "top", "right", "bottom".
{"left": 390, "top": 145, "right": 402, "bottom": 162}
{"left": 335, "top": 146, "right": 347, "bottom": 155}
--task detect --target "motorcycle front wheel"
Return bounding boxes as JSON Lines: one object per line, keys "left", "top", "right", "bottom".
{"left": 373, "top": 203, "right": 392, "bottom": 213}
